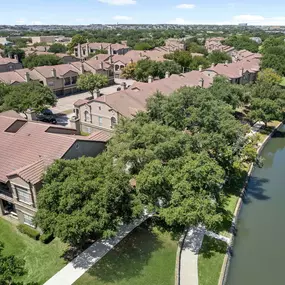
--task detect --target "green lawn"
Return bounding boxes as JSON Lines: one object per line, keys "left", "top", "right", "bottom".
{"left": 198, "top": 236, "right": 227, "bottom": 285}
{"left": 0, "top": 218, "right": 68, "bottom": 284}
{"left": 74, "top": 225, "right": 177, "bottom": 285}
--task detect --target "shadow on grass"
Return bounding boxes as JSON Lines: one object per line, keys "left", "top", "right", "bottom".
{"left": 83, "top": 224, "right": 163, "bottom": 283}
{"left": 199, "top": 236, "right": 227, "bottom": 259}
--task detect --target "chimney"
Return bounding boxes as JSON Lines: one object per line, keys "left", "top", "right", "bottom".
{"left": 148, "top": 75, "right": 154, "bottom": 83}
{"left": 100, "top": 43, "right": 103, "bottom": 50}
{"left": 69, "top": 116, "right": 81, "bottom": 134}
{"left": 211, "top": 63, "right": 215, "bottom": 68}
{"left": 14, "top": 54, "right": 19, "bottom": 62}
{"left": 199, "top": 78, "right": 205, "bottom": 88}
{"left": 198, "top": 65, "right": 203, "bottom": 72}
{"left": 86, "top": 43, "right": 90, "bottom": 56}
{"left": 25, "top": 72, "right": 30, "bottom": 82}
{"left": 80, "top": 63, "right": 85, "bottom": 74}
{"left": 225, "top": 60, "right": 229, "bottom": 65}
{"left": 130, "top": 58, "right": 134, "bottom": 64}
{"left": 95, "top": 55, "right": 98, "bottom": 60}
{"left": 139, "top": 52, "right": 143, "bottom": 58}
{"left": 44, "top": 47, "right": 47, "bottom": 52}
{"left": 108, "top": 45, "right": 113, "bottom": 55}
{"left": 52, "top": 68, "right": 56, "bottom": 78}
{"left": 165, "top": 71, "right": 170, "bottom": 78}
{"left": 100, "top": 62, "right": 104, "bottom": 70}
{"left": 109, "top": 56, "right": 113, "bottom": 64}
{"left": 77, "top": 43, "right": 82, "bottom": 58}
{"left": 8, "top": 53, "right": 12, "bottom": 59}
{"left": 95, "top": 89, "right": 101, "bottom": 98}
{"left": 121, "top": 82, "right": 127, "bottom": 90}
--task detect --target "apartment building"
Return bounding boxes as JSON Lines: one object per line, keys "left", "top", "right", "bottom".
{"left": 0, "top": 59, "right": 114, "bottom": 96}
{"left": 203, "top": 58, "right": 261, "bottom": 84}
{"left": 0, "top": 57, "right": 23, "bottom": 73}
{"left": 0, "top": 112, "right": 110, "bottom": 226}
{"left": 74, "top": 42, "right": 130, "bottom": 58}
{"left": 73, "top": 70, "right": 213, "bottom": 133}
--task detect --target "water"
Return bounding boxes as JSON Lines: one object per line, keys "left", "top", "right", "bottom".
{"left": 226, "top": 124, "right": 285, "bottom": 285}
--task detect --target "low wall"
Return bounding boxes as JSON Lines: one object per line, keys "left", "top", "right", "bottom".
{"left": 218, "top": 122, "right": 283, "bottom": 285}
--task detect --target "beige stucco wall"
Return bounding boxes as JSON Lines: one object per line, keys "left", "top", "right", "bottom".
{"left": 78, "top": 101, "right": 119, "bottom": 132}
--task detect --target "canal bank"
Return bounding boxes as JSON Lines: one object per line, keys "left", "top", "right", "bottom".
{"left": 223, "top": 123, "right": 285, "bottom": 285}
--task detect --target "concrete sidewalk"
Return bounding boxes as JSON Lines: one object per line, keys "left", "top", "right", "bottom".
{"left": 179, "top": 227, "right": 205, "bottom": 285}
{"left": 44, "top": 215, "right": 150, "bottom": 285}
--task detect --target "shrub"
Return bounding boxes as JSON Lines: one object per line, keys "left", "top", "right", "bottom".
{"left": 17, "top": 224, "right": 40, "bottom": 240}
{"left": 40, "top": 233, "right": 54, "bottom": 244}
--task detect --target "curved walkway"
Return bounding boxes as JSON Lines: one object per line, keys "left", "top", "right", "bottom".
{"left": 44, "top": 215, "right": 151, "bottom": 285}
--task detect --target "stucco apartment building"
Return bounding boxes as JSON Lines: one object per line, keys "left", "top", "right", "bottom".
{"left": 73, "top": 70, "right": 213, "bottom": 133}
{"left": 0, "top": 59, "right": 114, "bottom": 96}
{"left": 0, "top": 57, "right": 23, "bottom": 73}
{"left": 0, "top": 111, "right": 111, "bottom": 226}
{"left": 74, "top": 42, "right": 130, "bottom": 58}
{"left": 73, "top": 57, "right": 261, "bottom": 134}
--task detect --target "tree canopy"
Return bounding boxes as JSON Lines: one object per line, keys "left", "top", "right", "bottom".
{"left": 36, "top": 79, "right": 260, "bottom": 245}
{"left": 48, "top": 43, "right": 67, "bottom": 54}
{"left": 223, "top": 35, "right": 260, "bottom": 53}
{"left": 0, "top": 82, "right": 57, "bottom": 116}
{"left": 207, "top": 51, "right": 232, "bottom": 65}
{"left": 77, "top": 73, "right": 108, "bottom": 98}
{"left": 2, "top": 47, "right": 25, "bottom": 62}
{"left": 22, "top": 54, "right": 63, "bottom": 68}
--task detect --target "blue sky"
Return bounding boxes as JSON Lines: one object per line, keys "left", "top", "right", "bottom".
{"left": 1, "top": 0, "right": 285, "bottom": 25}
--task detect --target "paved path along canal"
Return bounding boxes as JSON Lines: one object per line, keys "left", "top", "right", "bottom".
{"left": 226, "top": 124, "right": 285, "bottom": 285}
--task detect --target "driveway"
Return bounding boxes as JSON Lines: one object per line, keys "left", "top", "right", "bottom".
{"left": 51, "top": 79, "right": 135, "bottom": 114}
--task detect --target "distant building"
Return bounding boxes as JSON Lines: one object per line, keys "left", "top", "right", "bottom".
{"left": 250, "top": 37, "right": 262, "bottom": 44}
{"left": 0, "top": 57, "right": 23, "bottom": 73}
{"left": 238, "top": 23, "right": 248, "bottom": 27}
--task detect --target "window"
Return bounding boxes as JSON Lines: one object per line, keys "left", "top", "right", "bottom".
{"left": 23, "top": 213, "right": 34, "bottom": 227}
{"left": 15, "top": 185, "right": 33, "bottom": 204}
{"left": 71, "top": 76, "right": 77, "bottom": 84}
{"left": 64, "top": 77, "right": 71, "bottom": 86}
{"left": 111, "top": 117, "right": 117, "bottom": 128}
{"left": 84, "top": 111, "right": 90, "bottom": 122}
{"left": 98, "top": 116, "right": 103, "bottom": 126}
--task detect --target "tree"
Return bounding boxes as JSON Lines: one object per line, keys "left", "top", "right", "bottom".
{"left": 3, "top": 47, "right": 25, "bottom": 62}
{"left": 257, "top": 68, "right": 282, "bottom": 85}
{"left": 0, "top": 241, "right": 27, "bottom": 285}
{"left": 169, "top": 50, "right": 192, "bottom": 70}
{"left": 48, "top": 43, "right": 67, "bottom": 54}
{"left": 261, "top": 45, "right": 285, "bottom": 76}
{"left": 223, "top": 35, "right": 260, "bottom": 53}
{"left": 0, "top": 83, "right": 10, "bottom": 109}
{"left": 77, "top": 73, "right": 108, "bottom": 99}
{"left": 189, "top": 56, "right": 210, "bottom": 70}
{"left": 67, "top": 34, "right": 87, "bottom": 52}
{"left": 35, "top": 156, "right": 138, "bottom": 247}
{"left": 121, "top": 62, "right": 137, "bottom": 79}
{"left": 207, "top": 51, "right": 232, "bottom": 65}
{"left": 22, "top": 54, "right": 63, "bottom": 68}
{"left": 187, "top": 42, "right": 208, "bottom": 55}
{"left": 248, "top": 82, "right": 285, "bottom": 126}
{"left": 1, "top": 82, "right": 57, "bottom": 116}
{"left": 157, "top": 61, "right": 182, "bottom": 78}
{"left": 134, "top": 42, "right": 152, "bottom": 50}
{"left": 134, "top": 59, "right": 159, "bottom": 82}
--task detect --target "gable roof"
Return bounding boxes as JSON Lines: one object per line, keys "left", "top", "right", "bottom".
{"left": 78, "top": 70, "right": 213, "bottom": 118}
{"left": 0, "top": 114, "right": 104, "bottom": 184}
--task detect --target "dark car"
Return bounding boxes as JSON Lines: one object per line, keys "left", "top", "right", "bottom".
{"left": 36, "top": 109, "right": 57, "bottom": 124}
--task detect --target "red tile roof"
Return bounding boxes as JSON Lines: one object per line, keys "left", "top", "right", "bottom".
{"left": 0, "top": 115, "right": 104, "bottom": 184}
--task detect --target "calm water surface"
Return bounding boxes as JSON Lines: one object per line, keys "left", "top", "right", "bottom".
{"left": 226, "top": 124, "right": 285, "bottom": 285}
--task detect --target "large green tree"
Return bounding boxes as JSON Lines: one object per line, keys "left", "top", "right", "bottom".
{"left": 1, "top": 82, "right": 57, "bottom": 116}
{"left": 207, "top": 51, "right": 232, "bottom": 65}
{"left": 48, "top": 43, "right": 67, "bottom": 54}
{"left": 22, "top": 54, "right": 63, "bottom": 68}
{"left": 77, "top": 73, "right": 108, "bottom": 99}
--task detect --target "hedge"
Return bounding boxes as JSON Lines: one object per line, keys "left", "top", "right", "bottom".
{"left": 40, "top": 233, "right": 54, "bottom": 244}
{"left": 17, "top": 224, "right": 40, "bottom": 240}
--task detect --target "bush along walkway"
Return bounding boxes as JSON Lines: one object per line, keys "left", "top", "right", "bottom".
{"left": 179, "top": 226, "right": 230, "bottom": 285}
{"left": 44, "top": 215, "right": 152, "bottom": 285}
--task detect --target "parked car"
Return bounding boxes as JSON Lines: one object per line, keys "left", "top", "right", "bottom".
{"left": 36, "top": 109, "right": 57, "bottom": 124}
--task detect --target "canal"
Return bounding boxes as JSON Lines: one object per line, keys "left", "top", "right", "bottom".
{"left": 226, "top": 124, "right": 285, "bottom": 285}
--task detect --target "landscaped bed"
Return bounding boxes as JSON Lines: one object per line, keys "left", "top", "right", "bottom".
{"left": 74, "top": 225, "right": 178, "bottom": 285}
{"left": 0, "top": 218, "right": 68, "bottom": 284}
{"left": 198, "top": 236, "right": 227, "bottom": 285}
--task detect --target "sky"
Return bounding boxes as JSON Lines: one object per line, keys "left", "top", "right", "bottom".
{"left": 1, "top": 0, "right": 285, "bottom": 26}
